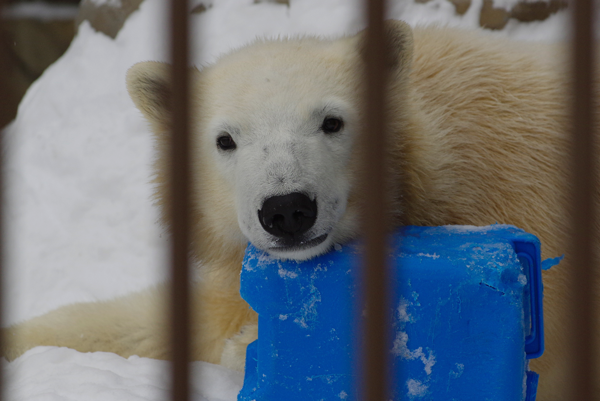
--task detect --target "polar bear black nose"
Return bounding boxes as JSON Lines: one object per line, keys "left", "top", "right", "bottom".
{"left": 258, "top": 193, "right": 317, "bottom": 243}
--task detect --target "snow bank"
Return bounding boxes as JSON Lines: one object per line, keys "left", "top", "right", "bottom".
{"left": 3, "top": 347, "right": 243, "bottom": 401}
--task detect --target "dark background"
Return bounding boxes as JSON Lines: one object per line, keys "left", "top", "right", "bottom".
{"left": 2, "top": 0, "right": 80, "bottom": 125}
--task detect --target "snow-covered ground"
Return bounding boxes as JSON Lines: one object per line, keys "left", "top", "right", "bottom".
{"left": 2, "top": 0, "right": 570, "bottom": 399}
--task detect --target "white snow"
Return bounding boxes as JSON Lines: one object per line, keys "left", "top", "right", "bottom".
{"left": 518, "top": 273, "right": 528, "bottom": 285}
{"left": 397, "top": 298, "right": 411, "bottom": 323}
{"left": 277, "top": 267, "right": 298, "bottom": 279}
{"left": 450, "top": 363, "right": 465, "bottom": 378}
{"left": 391, "top": 331, "right": 437, "bottom": 375}
{"left": 2, "top": 0, "right": 571, "bottom": 400}
{"left": 406, "top": 378, "right": 428, "bottom": 397}
{"left": 3, "top": 347, "right": 243, "bottom": 401}
{"left": 1, "top": 2, "right": 79, "bottom": 21}
{"left": 415, "top": 252, "right": 440, "bottom": 259}
{"left": 90, "top": 0, "right": 123, "bottom": 8}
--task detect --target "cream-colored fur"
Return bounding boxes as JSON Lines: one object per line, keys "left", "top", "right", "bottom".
{"left": 2, "top": 21, "right": 596, "bottom": 401}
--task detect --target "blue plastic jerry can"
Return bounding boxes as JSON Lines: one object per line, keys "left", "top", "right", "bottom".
{"left": 238, "top": 225, "right": 546, "bottom": 401}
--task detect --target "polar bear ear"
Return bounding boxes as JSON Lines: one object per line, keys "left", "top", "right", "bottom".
{"left": 126, "top": 61, "right": 177, "bottom": 132}
{"left": 355, "top": 19, "right": 414, "bottom": 73}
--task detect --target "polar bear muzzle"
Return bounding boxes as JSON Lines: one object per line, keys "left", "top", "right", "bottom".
{"left": 258, "top": 192, "right": 319, "bottom": 247}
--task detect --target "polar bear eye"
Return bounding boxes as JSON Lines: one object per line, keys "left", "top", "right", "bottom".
{"left": 321, "top": 117, "right": 344, "bottom": 134}
{"left": 216, "top": 133, "right": 237, "bottom": 151}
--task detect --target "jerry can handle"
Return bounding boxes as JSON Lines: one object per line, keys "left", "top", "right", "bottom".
{"left": 512, "top": 239, "right": 544, "bottom": 359}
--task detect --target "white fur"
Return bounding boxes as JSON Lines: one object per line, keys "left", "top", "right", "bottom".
{"left": 226, "top": 100, "right": 355, "bottom": 260}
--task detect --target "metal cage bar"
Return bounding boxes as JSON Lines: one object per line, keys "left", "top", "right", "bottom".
{"left": 169, "top": 0, "right": 192, "bottom": 400}
{"left": 570, "top": 0, "right": 596, "bottom": 398}
{"left": 361, "top": 1, "right": 391, "bottom": 400}
{"left": 0, "top": 1, "right": 8, "bottom": 400}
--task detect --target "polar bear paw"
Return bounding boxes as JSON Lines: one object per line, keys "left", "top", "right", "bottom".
{"left": 219, "top": 324, "right": 258, "bottom": 372}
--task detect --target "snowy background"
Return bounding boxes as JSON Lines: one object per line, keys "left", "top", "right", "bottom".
{"left": 2, "top": 0, "right": 570, "bottom": 399}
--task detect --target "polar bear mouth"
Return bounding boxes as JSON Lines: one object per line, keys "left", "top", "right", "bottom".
{"left": 268, "top": 233, "right": 328, "bottom": 252}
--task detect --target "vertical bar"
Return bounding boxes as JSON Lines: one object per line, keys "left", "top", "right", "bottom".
{"left": 361, "top": 1, "right": 389, "bottom": 400}
{"left": 170, "top": 0, "right": 191, "bottom": 400}
{"left": 0, "top": 0, "right": 11, "bottom": 126}
{"left": 569, "top": 0, "right": 595, "bottom": 398}
{"left": 0, "top": 2, "right": 8, "bottom": 401}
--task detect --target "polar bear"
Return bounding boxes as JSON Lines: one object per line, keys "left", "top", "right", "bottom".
{"left": 2, "top": 20, "right": 597, "bottom": 401}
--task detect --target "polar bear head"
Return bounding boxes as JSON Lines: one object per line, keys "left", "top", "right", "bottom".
{"left": 127, "top": 21, "right": 413, "bottom": 262}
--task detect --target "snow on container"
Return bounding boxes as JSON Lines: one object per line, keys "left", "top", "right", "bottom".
{"left": 238, "top": 225, "right": 545, "bottom": 401}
